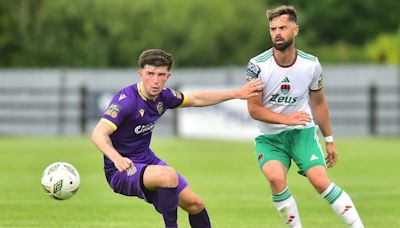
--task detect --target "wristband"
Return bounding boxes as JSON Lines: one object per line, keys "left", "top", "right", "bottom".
{"left": 324, "top": 135, "right": 334, "bottom": 143}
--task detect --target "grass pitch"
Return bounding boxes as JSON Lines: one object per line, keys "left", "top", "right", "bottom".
{"left": 0, "top": 137, "right": 399, "bottom": 227}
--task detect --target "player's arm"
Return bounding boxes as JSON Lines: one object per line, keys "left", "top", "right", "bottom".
{"left": 247, "top": 92, "right": 312, "bottom": 125}
{"left": 309, "top": 88, "right": 337, "bottom": 168}
{"left": 182, "top": 79, "right": 263, "bottom": 107}
{"left": 91, "top": 121, "right": 133, "bottom": 172}
{"left": 309, "top": 88, "right": 332, "bottom": 137}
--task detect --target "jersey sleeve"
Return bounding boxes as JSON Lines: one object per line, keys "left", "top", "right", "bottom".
{"left": 309, "top": 59, "right": 323, "bottom": 91}
{"left": 163, "top": 88, "right": 186, "bottom": 109}
{"left": 100, "top": 91, "right": 134, "bottom": 130}
{"left": 245, "top": 60, "right": 261, "bottom": 81}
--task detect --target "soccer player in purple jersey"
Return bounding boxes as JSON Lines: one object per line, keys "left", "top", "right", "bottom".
{"left": 91, "top": 49, "right": 263, "bottom": 228}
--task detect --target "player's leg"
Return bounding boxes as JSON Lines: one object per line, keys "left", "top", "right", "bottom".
{"left": 306, "top": 166, "right": 364, "bottom": 228}
{"left": 178, "top": 186, "right": 211, "bottom": 228}
{"left": 291, "top": 127, "right": 363, "bottom": 228}
{"left": 143, "top": 165, "right": 180, "bottom": 228}
{"left": 107, "top": 162, "right": 181, "bottom": 228}
{"left": 262, "top": 160, "right": 288, "bottom": 192}
{"left": 262, "top": 161, "right": 302, "bottom": 228}
{"left": 255, "top": 134, "right": 302, "bottom": 228}
{"left": 143, "top": 165, "right": 179, "bottom": 189}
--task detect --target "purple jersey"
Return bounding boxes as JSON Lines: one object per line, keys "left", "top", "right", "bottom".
{"left": 101, "top": 83, "right": 186, "bottom": 171}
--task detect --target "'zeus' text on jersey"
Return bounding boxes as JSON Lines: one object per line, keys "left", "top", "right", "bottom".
{"left": 245, "top": 48, "right": 323, "bottom": 134}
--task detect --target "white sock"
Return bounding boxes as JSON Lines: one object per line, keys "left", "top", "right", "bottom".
{"left": 272, "top": 187, "right": 302, "bottom": 228}
{"left": 321, "top": 183, "right": 364, "bottom": 228}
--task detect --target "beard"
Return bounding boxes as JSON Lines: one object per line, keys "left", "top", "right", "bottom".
{"left": 273, "top": 37, "right": 294, "bottom": 51}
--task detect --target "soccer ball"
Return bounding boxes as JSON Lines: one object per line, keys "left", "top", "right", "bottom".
{"left": 41, "top": 162, "right": 80, "bottom": 200}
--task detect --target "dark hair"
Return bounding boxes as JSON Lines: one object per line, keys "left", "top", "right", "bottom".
{"left": 266, "top": 5, "right": 297, "bottom": 23}
{"left": 138, "top": 49, "right": 173, "bottom": 70}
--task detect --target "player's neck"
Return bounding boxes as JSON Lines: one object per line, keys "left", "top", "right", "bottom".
{"left": 138, "top": 82, "right": 158, "bottom": 101}
{"left": 273, "top": 46, "right": 297, "bottom": 67}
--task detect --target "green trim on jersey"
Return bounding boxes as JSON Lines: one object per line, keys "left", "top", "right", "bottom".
{"left": 297, "top": 50, "right": 317, "bottom": 61}
{"left": 254, "top": 126, "right": 326, "bottom": 176}
{"left": 255, "top": 49, "right": 273, "bottom": 63}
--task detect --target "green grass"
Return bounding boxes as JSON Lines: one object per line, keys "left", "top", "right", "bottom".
{"left": 0, "top": 137, "right": 399, "bottom": 227}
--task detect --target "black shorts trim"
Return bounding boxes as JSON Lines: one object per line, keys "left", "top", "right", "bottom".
{"left": 140, "top": 165, "right": 155, "bottom": 202}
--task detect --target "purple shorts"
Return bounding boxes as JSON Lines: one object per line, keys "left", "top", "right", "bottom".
{"left": 105, "top": 159, "right": 188, "bottom": 204}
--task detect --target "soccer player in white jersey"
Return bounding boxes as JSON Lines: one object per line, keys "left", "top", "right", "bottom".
{"left": 245, "top": 5, "right": 364, "bottom": 228}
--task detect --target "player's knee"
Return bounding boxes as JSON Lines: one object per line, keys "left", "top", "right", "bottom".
{"left": 185, "top": 197, "right": 205, "bottom": 214}
{"left": 160, "top": 167, "right": 179, "bottom": 188}
{"left": 262, "top": 161, "right": 287, "bottom": 190}
{"left": 267, "top": 173, "right": 286, "bottom": 188}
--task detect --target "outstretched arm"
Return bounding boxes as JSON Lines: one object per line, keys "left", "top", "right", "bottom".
{"left": 182, "top": 79, "right": 263, "bottom": 107}
{"left": 91, "top": 121, "right": 133, "bottom": 172}
{"left": 247, "top": 92, "right": 312, "bottom": 125}
{"left": 309, "top": 88, "right": 337, "bottom": 168}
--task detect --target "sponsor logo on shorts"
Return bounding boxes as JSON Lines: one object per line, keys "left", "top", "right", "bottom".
{"left": 310, "top": 154, "right": 319, "bottom": 161}
{"left": 127, "top": 165, "right": 137, "bottom": 176}
{"left": 258, "top": 153, "right": 264, "bottom": 163}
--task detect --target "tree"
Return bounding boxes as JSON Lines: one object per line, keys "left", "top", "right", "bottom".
{"left": 270, "top": 0, "right": 400, "bottom": 45}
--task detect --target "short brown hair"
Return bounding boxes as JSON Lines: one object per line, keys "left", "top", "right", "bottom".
{"left": 266, "top": 5, "right": 297, "bottom": 23}
{"left": 138, "top": 49, "right": 173, "bottom": 70}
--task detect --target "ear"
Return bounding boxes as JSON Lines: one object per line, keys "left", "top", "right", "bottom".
{"left": 293, "top": 24, "right": 299, "bottom": 37}
{"left": 137, "top": 69, "right": 143, "bottom": 79}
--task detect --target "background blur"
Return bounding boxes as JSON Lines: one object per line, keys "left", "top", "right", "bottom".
{"left": 0, "top": 0, "right": 399, "bottom": 137}
{"left": 1, "top": 1, "right": 400, "bottom": 228}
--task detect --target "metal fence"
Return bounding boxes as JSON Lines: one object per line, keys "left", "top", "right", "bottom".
{"left": 0, "top": 65, "right": 399, "bottom": 136}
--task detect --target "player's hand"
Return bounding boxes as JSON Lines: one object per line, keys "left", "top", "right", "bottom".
{"left": 285, "top": 111, "right": 312, "bottom": 126}
{"left": 237, "top": 79, "right": 264, "bottom": 99}
{"left": 113, "top": 156, "right": 134, "bottom": 172}
{"left": 325, "top": 142, "right": 337, "bottom": 168}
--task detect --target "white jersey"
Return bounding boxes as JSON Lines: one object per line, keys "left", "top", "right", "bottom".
{"left": 245, "top": 48, "right": 323, "bottom": 135}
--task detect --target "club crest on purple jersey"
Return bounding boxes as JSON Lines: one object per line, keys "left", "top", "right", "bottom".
{"left": 156, "top": 102, "right": 163, "bottom": 114}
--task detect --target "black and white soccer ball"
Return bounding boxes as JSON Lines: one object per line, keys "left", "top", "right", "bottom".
{"left": 41, "top": 162, "right": 80, "bottom": 200}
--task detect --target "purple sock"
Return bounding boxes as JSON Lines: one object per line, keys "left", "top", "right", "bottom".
{"left": 189, "top": 208, "right": 211, "bottom": 228}
{"left": 156, "top": 187, "right": 179, "bottom": 228}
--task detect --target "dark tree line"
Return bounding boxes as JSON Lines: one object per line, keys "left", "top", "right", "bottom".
{"left": 0, "top": 0, "right": 398, "bottom": 67}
